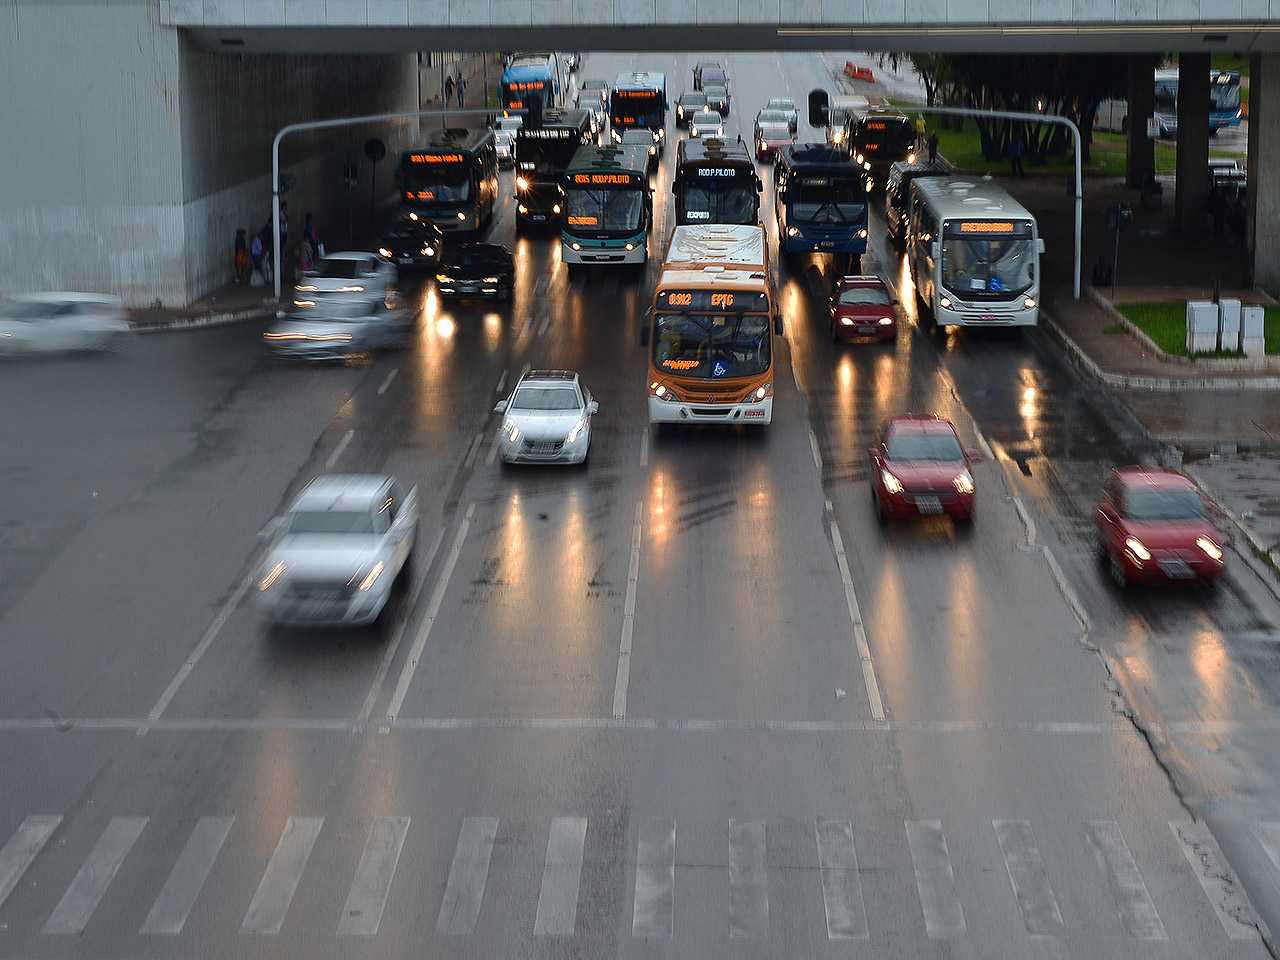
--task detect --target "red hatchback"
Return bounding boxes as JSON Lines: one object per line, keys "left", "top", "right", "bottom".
{"left": 829, "top": 275, "right": 897, "bottom": 343}
{"left": 869, "top": 416, "right": 976, "bottom": 523}
{"left": 1095, "top": 467, "right": 1225, "bottom": 587}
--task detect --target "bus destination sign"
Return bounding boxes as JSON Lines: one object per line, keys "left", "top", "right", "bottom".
{"left": 572, "top": 172, "right": 635, "bottom": 185}
{"left": 409, "top": 153, "right": 464, "bottom": 164}
{"left": 657, "top": 290, "right": 770, "bottom": 312}
{"left": 949, "top": 220, "right": 1032, "bottom": 236}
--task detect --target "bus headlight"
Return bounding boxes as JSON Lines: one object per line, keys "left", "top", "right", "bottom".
{"left": 858, "top": 228, "right": 868, "bottom": 238}
{"left": 786, "top": 226, "right": 799, "bottom": 237}
{"left": 855, "top": 153, "right": 864, "bottom": 164}
{"left": 1023, "top": 296, "right": 1037, "bottom": 309}
{"left": 423, "top": 246, "right": 435, "bottom": 257}
{"left": 457, "top": 211, "right": 467, "bottom": 221}
{"left": 378, "top": 247, "right": 392, "bottom": 258}
{"left": 624, "top": 243, "right": 635, "bottom": 251}
{"left": 516, "top": 176, "right": 529, "bottom": 191}
{"left": 749, "top": 383, "right": 771, "bottom": 402}
{"left": 571, "top": 242, "right": 582, "bottom": 251}
{"left": 518, "top": 204, "right": 528, "bottom": 214}
{"left": 612, "top": 129, "right": 622, "bottom": 142}
{"left": 939, "top": 296, "right": 952, "bottom": 310}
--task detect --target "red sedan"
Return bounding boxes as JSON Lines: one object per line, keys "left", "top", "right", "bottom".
{"left": 755, "top": 125, "right": 794, "bottom": 162}
{"left": 830, "top": 275, "right": 897, "bottom": 343}
{"left": 869, "top": 416, "right": 976, "bottom": 524}
{"left": 1095, "top": 467, "right": 1225, "bottom": 588}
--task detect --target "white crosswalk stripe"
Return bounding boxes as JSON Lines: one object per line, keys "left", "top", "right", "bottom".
{"left": 437, "top": 816, "right": 498, "bottom": 935}
{"left": 534, "top": 816, "right": 587, "bottom": 936}
{"left": 44, "top": 816, "right": 148, "bottom": 934}
{"left": 241, "top": 816, "right": 323, "bottom": 935}
{"left": 0, "top": 816, "right": 60, "bottom": 913}
{"left": 1086, "top": 820, "right": 1166, "bottom": 940}
{"left": 141, "top": 816, "right": 234, "bottom": 935}
{"left": 815, "top": 818, "right": 868, "bottom": 939}
{"left": 905, "top": 820, "right": 966, "bottom": 939}
{"left": 632, "top": 818, "right": 675, "bottom": 938}
{"left": 728, "top": 819, "right": 768, "bottom": 939}
{"left": 993, "top": 819, "right": 1064, "bottom": 934}
{"left": 1170, "top": 820, "right": 1263, "bottom": 941}
{"left": 338, "top": 816, "right": 410, "bottom": 937}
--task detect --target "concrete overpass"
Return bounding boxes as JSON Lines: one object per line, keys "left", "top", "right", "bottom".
{"left": 1, "top": 0, "right": 1278, "bottom": 306}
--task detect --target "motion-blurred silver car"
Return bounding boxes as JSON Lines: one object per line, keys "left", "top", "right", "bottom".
{"left": 294, "top": 253, "right": 398, "bottom": 305}
{"left": 0, "top": 293, "right": 128, "bottom": 355}
{"left": 494, "top": 370, "right": 598, "bottom": 465}
{"left": 764, "top": 97, "right": 799, "bottom": 133}
{"left": 689, "top": 110, "right": 725, "bottom": 140}
{"left": 257, "top": 474, "right": 418, "bottom": 627}
{"left": 264, "top": 297, "right": 413, "bottom": 360}
{"left": 493, "top": 115, "right": 523, "bottom": 168}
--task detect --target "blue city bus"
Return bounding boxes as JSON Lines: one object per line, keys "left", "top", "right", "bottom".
{"left": 1152, "top": 68, "right": 1242, "bottom": 137}
{"left": 560, "top": 143, "right": 653, "bottom": 273}
{"left": 397, "top": 128, "right": 499, "bottom": 235}
{"left": 773, "top": 144, "right": 869, "bottom": 270}
{"left": 501, "top": 53, "right": 563, "bottom": 112}
{"left": 610, "top": 71, "right": 667, "bottom": 153}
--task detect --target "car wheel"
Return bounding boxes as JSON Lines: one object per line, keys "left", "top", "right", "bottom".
{"left": 872, "top": 486, "right": 887, "bottom": 525}
{"left": 1109, "top": 554, "right": 1128, "bottom": 589}
{"left": 954, "top": 509, "right": 974, "bottom": 529}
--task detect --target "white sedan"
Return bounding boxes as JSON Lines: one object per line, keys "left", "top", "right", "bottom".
{"left": 0, "top": 293, "right": 129, "bottom": 354}
{"left": 494, "top": 369, "right": 598, "bottom": 465}
{"left": 689, "top": 110, "right": 725, "bottom": 140}
{"left": 257, "top": 474, "right": 418, "bottom": 627}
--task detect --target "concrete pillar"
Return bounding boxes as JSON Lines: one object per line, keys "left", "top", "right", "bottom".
{"left": 1175, "top": 52, "right": 1210, "bottom": 232}
{"left": 1126, "top": 54, "right": 1157, "bottom": 188}
{"left": 1249, "top": 54, "right": 1280, "bottom": 292}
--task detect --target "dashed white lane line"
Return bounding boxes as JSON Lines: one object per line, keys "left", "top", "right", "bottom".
{"left": 639, "top": 429, "right": 650, "bottom": 468}
{"left": 495, "top": 369, "right": 508, "bottom": 395}
{"left": 462, "top": 432, "right": 484, "bottom": 470}
{"left": 827, "top": 508, "right": 886, "bottom": 722}
{"left": 377, "top": 368, "right": 399, "bottom": 396}
{"left": 325, "top": 429, "right": 355, "bottom": 470}
{"left": 385, "top": 503, "right": 475, "bottom": 725}
{"left": 612, "top": 502, "right": 644, "bottom": 720}
{"left": 809, "top": 427, "right": 823, "bottom": 472}
{"left": 485, "top": 430, "right": 501, "bottom": 466}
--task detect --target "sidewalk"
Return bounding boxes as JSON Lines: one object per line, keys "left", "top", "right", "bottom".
{"left": 128, "top": 282, "right": 275, "bottom": 333}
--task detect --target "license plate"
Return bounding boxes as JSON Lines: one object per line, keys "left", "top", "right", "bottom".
{"left": 459, "top": 285, "right": 477, "bottom": 293}
{"left": 916, "top": 497, "right": 942, "bottom": 514}
{"left": 398, "top": 257, "right": 413, "bottom": 264}
{"left": 532, "top": 215, "right": 546, "bottom": 221}
{"left": 858, "top": 326, "right": 877, "bottom": 334}
{"left": 301, "top": 599, "right": 337, "bottom": 617}
{"left": 743, "top": 409, "right": 766, "bottom": 419}
{"left": 1159, "top": 558, "right": 1194, "bottom": 579}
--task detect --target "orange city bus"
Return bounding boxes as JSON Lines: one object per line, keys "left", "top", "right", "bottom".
{"left": 643, "top": 223, "right": 783, "bottom": 426}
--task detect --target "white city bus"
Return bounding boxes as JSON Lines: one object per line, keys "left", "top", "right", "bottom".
{"left": 907, "top": 177, "right": 1044, "bottom": 329}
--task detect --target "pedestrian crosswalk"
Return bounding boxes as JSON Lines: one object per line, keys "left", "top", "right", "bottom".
{"left": 0, "top": 811, "right": 1269, "bottom": 943}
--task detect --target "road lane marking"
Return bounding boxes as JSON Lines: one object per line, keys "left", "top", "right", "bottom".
{"left": 612, "top": 502, "right": 644, "bottom": 720}
{"left": 338, "top": 816, "right": 410, "bottom": 936}
{"left": 385, "top": 503, "right": 475, "bottom": 723}
{"left": 815, "top": 818, "right": 868, "bottom": 939}
{"left": 1086, "top": 820, "right": 1166, "bottom": 940}
{"left": 0, "top": 816, "right": 60, "bottom": 911}
{"left": 1170, "top": 820, "right": 1262, "bottom": 940}
{"left": 376, "top": 368, "right": 399, "bottom": 396}
{"left": 993, "top": 819, "right": 1064, "bottom": 934}
{"left": 241, "top": 817, "right": 323, "bottom": 935}
{"left": 905, "top": 820, "right": 966, "bottom": 939}
{"left": 828, "top": 517, "right": 885, "bottom": 721}
{"left": 462, "top": 431, "right": 484, "bottom": 470}
{"left": 728, "top": 819, "right": 768, "bottom": 939}
{"left": 437, "top": 817, "right": 498, "bottom": 935}
{"left": 355, "top": 526, "right": 445, "bottom": 729}
{"left": 495, "top": 368, "right": 508, "bottom": 395}
{"left": 632, "top": 819, "right": 675, "bottom": 939}
{"left": 639, "top": 428, "right": 649, "bottom": 468}
{"left": 1254, "top": 821, "right": 1280, "bottom": 880}
{"left": 44, "top": 817, "right": 148, "bottom": 934}
{"left": 325, "top": 428, "right": 355, "bottom": 470}
{"left": 143, "top": 571, "right": 255, "bottom": 729}
{"left": 1011, "top": 495, "right": 1037, "bottom": 546}
{"left": 534, "top": 817, "right": 588, "bottom": 936}
{"left": 141, "top": 816, "right": 234, "bottom": 935}
{"left": 808, "top": 427, "right": 823, "bottom": 471}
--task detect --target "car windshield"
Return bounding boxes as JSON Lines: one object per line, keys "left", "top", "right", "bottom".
{"left": 681, "top": 93, "right": 707, "bottom": 107}
{"left": 692, "top": 113, "right": 721, "bottom": 127}
{"left": 759, "top": 124, "right": 790, "bottom": 140}
{"left": 1125, "top": 488, "right": 1205, "bottom": 521}
{"left": 511, "top": 387, "right": 581, "bottom": 411}
{"left": 654, "top": 313, "right": 771, "bottom": 379}
{"left": 3, "top": 300, "right": 65, "bottom": 320}
{"left": 790, "top": 175, "right": 865, "bottom": 223}
{"left": 768, "top": 99, "right": 795, "bottom": 111}
{"left": 942, "top": 237, "right": 1035, "bottom": 298}
{"left": 887, "top": 430, "right": 963, "bottom": 461}
{"left": 287, "top": 509, "right": 375, "bottom": 535}
{"left": 757, "top": 111, "right": 788, "bottom": 125}
{"left": 564, "top": 186, "right": 644, "bottom": 233}
{"left": 839, "top": 287, "right": 891, "bottom": 306}
{"left": 704, "top": 85, "right": 727, "bottom": 99}
{"left": 313, "top": 259, "right": 372, "bottom": 279}
{"left": 445, "top": 247, "right": 505, "bottom": 268}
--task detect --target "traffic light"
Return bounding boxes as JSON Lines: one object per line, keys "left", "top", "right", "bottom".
{"left": 808, "top": 89, "right": 830, "bottom": 129}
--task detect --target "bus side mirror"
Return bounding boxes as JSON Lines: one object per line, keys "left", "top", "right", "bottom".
{"left": 774, "top": 315, "right": 784, "bottom": 336}
{"left": 1037, "top": 238, "right": 1046, "bottom": 254}
{"left": 930, "top": 242, "right": 940, "bottom": 260}
{"left": 756, "top": 177, "right": 763, "bottom": 192}
{"left": 640, "top": 324, "right": 650, "bottom": 347}
{"left": 808, "top": 89, "right": 830, "bottom": 129}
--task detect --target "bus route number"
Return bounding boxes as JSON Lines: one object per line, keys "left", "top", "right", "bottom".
{"left": 667, "top": 292, "right": 693, "bottom": 306}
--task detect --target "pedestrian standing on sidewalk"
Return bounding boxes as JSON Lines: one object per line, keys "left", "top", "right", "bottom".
{"left": 250, "top": 232, "right": 268, "bottom": 286}
{"left": 457, "top": 73, "right": 466, "bottom": 108}
{"left": 234, "top": 229, "right": 250, "bottom": 286}
{"left": 1009, "top": 128, "right": 1026, "bottom": 177}
{"left": 444, "top": 74, "right": 455, "bottom": 107}
{"left": 927, "top": 132, "right": 938, "bottom": 164}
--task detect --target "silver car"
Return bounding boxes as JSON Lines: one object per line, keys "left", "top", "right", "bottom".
{"left": 294, "top": 253, "right": 398, "bottom": 304}
{"left": 689, "top": 110, "right": 725, "bottom": 140}
{"left": 263, "top": 297, "right": 413, "bottom": 360}
{"left": 0, "top": 293, "right": 129, "bottom": 355}
{"left": 765, "top": 97, "right": 799, "bottom": 134}
{"left": 257, "top": 474, "right": 418, "bottom": 627}
{"left": 494, "top": 370, "right": 598, "bottom": 465}
{"left": 494, "top": 116, "right": 523, "bottom": 168}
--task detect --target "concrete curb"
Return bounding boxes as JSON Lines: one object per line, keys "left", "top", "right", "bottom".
{"left": 1185, "top": 469, "right": 1280, "bottom": 603}
{"left": 1040, "top": 307, "right": 1280, "bottom": 391}
{"left": 130, "top": 305, "right": 274, "bottom": 335}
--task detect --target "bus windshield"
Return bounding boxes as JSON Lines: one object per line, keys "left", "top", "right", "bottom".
{"left": 790, "top": 176, "right": 865, "bottom": 224}
{"left": 941, "top": 236, "right": 1034, "bottom": 298}
{"left": 681, "top": 178, "right": 756, "bottom": 224}
{"left": 404, "top": 166, "right": 470, "bottom": 203}
{"left": 653, "top": 312, "right": 771, "bottom": 379}
{"left": 564, "top": 186, "right": 644, "bottom": 232}
{"left": 1211, "top": 74, "right": 1241, "bottom": 112}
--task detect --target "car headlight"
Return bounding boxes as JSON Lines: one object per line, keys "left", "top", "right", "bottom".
{"left": 878, "top": 316, "right": 893, "bottom": 326}
{"left": 1124, "top": 537, "right": 1151, "bottom": 562}
{"left": 457, "top": 212, "right": 467, "bottom": 221}
{"left": 518, "top": 204, "right": 528, "bottom": 214}
{"left": 293, "top": 299, "right": 315, "bottom": 308}
{"left": 656, "top": 128, "right": 664, "bottom": 139}
{"left": 553, "top": 204, "right": 561, "bottom": 214}
{"left": 1024, "top": 296, "right": 1037, "bottom": 309}
{"left": 1197, "top": 536, "right": 1224, "bottom": 562}
{"left": 355, "top": 561, "right": 385, "bottom": 592}
{"left": 483, "top": 276, "right": 499, "bottom": 283}
{"left": 907, "top": 152, "right": 916, "bottom": 164}
{"left": 612, "top": 130, "right": 622, "bottom": 142}
{"left": 258, "top": 561, "right": 286, "bottom": 592}
{"left": 866, "top": 180, "right": 874, "bottom": 191}
{"left": 408, "top": 212, "right": 419, "bottom": 221}
{"left": 759, "top": 140, "right": 766, "bottom": 151}
{"left": 786, "top": 226, "right": 799, "bottom": 237}
{"left": 691, "top": 127, "right": 698, "bottom": 137}
{"left": 677, "top": 106, "right": 684, "bottom": 117}
{"left": 503, "top": 422, "right": 522, "bottom": 443}
{"left": 864, "top": 161, "right": 872, "bottom": 171}
{"left": 953, "top": 471, "right": 975, "bottom": 494}
{"left": 939, "top": 296, "right": 952, "bottom": 310}
{"left": 337, "top": 285, "right": 365, "bottom": 293}
{"left": 567, "top": 419, "right": 587, "bottom": 443}
{"left": 423, "top": 245, "right": 435, "bottom": 257}
{"left": 436, "top": 273, "right": 450, "bottom": 282}
{"left": 295, "top": 284, "right": 317, "bottom": 292}
{"left": 516, "top": 176, "right": 529, "bottom": 191}
{"left": 881, "top": 470, "right": 904, "bottom": 494}
{"left": 855, "top": 153, "right": 864, "bottom": 164}
{"left": 378, "top": 247, "right": 392, "bottom": 258}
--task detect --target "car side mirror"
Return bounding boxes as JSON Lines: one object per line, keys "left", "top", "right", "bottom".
{"left": 588, "top": 400, "right": 599, "bottom": 415}
{"left": 493, "top": 400, "right": 507, "bottom": 414}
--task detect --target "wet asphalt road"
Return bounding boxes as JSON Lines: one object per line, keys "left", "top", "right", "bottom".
{"left": 1, "top": 51, "right": 1280, "bottom": 959}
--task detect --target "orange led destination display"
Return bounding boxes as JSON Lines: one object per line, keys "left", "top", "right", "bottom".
{"left": 959, "top": 221, "right": 1016, "bottom": 234}
{"left": 506, "top": 81, "right": 545, "bottom": 91}
{"left": 566, "top": 214, "right": 599, "bottom": 226}
{"left": 405, "top": 190, "right": 436, "bottom": 201}
{"left": 864, "top": 121, "right": 886, "bottom": 130}
{"left": 409, "top": 153, "right": 464, "bottom": 164}
{"left": 657, "top": 289, "right": 770, "bottom": 312}
{"left": 572, "top": 172, "right": 635, "bottom": 185}
{"left": 660, "top": 358, "right": 700, "bottom": 371}
{"left": 616, "top": 89, "right": 659, "bottom": 99}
